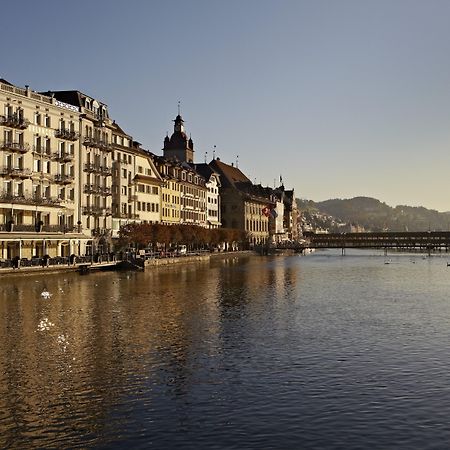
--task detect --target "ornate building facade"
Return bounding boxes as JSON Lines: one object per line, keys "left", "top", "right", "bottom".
{"left": 0, "top": 79, "right": 92, "bottom": 259}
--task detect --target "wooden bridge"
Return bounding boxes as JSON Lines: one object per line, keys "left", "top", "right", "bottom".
{"left": 297, "top": 231, "right": 450, "bottom": 255}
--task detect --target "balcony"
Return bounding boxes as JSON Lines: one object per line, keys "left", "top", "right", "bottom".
{"left": 0, "top": 166, "right": 32, "bottom": 178}
{"left": 54, "top": 174, "right": 74, "bottom": 184}
{"left": 53, "top": 152, "right": 74, "bottom": 162}
{"left": 0, "top": 223, "right": 75, "bottom": 233}
{"left": 118, "top": 212, "right": 138, "bottom": 220}
{"left": 84, "top": 184, "right": 98, "bottom": 194}
{"left": 82, "top": 205, "right": 109, "bottom": 216}
{"left": 91, "top": 227, "right": 111, "bottom": 237}
{"left": 84, "top": 184, "right": 110, "bottom": 195}
{"left": 0, "top": 114, "right": 30, "bottom": 129}
{"left": 1, "top": 141, "right": 29, "bottom": 153}
{"left": 54, "top": 128, "right": 79, "bottom": 141}
{"left": 83, "top": 136, "right": 112, "bottom": 151}
{"left": 83, "top": 163, "right": 112, "bottom": 175}
{"left": 0, "top": 193, "right": 61, "bottom": 206}
{"left": 32, "top": 145, "right": 52, "bottom": 157}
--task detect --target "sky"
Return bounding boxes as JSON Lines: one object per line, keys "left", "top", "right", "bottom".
{"left": 3, "top": 0, "right": 450, "bottom": 211}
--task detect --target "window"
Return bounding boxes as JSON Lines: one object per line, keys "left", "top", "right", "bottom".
{"left": 35, "top": 112, "right": 41, "bottom": 126}
{"left": 34, "top": 159, "right": 41, "bottom": 172}
{"left": 3, "top": 180, "right": 12, "bottom": 195}
{"left": 45, "top": 115, "right": 51, "bottom": 127}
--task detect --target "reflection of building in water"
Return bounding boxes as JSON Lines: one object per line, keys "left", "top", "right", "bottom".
{"left": 0, "top": 257, "right": 299, "bottom": 447}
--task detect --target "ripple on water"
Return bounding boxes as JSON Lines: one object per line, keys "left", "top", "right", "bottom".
{"left": 2, "top": 253, "right": 450, "bottom": 448}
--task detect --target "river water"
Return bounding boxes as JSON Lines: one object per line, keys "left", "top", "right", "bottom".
{"left": 1, "top": 250, "right": 450, "bottom": 449}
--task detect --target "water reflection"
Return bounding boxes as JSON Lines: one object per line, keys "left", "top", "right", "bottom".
{"left": 0, "top": 255, "right": 300, "bottom": 448}
{"left": 4, "top": 252, "right": 450, "bottom": 449}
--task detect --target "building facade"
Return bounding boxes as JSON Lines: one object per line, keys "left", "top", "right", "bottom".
{"left": 194, "top": 163, "right": 221, "bottom": 228}
{"left": 0, "top": 79, "right": 92, "bottom": 259}
{"left": 209, "top": 158, "right": 273, "bottom": 245}
{"left": 110, "top": 125, "right": 163, "bottom": 237}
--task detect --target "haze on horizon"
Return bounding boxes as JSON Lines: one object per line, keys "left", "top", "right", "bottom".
{"left": 3, "top": 0, "right": 450, "bottom": 211}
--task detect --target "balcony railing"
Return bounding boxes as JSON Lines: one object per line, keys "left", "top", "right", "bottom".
{"left": 83, "top": 163, "right": 112, "bottom": 176}
{"left": 53, "top": 152, "right": 74, "bottom": 162}
{"left": 83, "top": 136, "right": 112, "bottom": 151}
{"left": 118, "top": 212, "right": 140, "bottom": 220}
{"left": 84, "top": 184, "right": 112, "bottom": 196}
{"left": 54, "top": 174, "right": 74, "bottom": 184}
{"left": 0, "top": 193, "right": 62, "bottom": 206}
{"left": 0, "top": 166, "right": 32, "bottom": 178}
{"left": 1, "top": 141, "right": 29, "bottom": 153}
{"left": 0, "top": 223, "right": 76, "bottom": 233}
{"left": 91, "top": 227, "right": 111, "bottom": 237}
{"left": 82, "top": 206, "right": 110, "bottom": 216}
{"left": 32, "top": 145, "right": 52, "bottom": 157}
{"left": 0, "top": 114, "right": 30, "bottom": 129}
{"left": 54, "top": 128, "right": 79, "bottom": 141}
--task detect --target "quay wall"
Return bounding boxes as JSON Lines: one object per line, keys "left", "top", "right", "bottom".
{"left": 144, "top": 254, "right": 210, "bottom": 267}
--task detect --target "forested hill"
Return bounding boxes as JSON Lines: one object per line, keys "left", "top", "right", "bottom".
{"left": 297, "top": 196, "right": 450, "bottom": 232}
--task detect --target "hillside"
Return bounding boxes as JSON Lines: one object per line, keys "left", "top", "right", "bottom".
{"left": 297, "top": 196, "right": 450, "bottom": 232}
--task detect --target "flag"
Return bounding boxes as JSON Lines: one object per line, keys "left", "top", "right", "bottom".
{"left": 271, "top": 208, "right": 278, "bottom": 218}
{"left": 262, "top": 206, "right": 271, "bottom": 217}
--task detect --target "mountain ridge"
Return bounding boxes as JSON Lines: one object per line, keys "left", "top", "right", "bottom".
{"left": 297, "top": 196, "right": 450, "bottom": 232}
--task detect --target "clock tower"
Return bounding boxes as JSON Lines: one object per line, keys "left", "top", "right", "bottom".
{"left": 163, "top": 113, "right": 195, "bottom": 163}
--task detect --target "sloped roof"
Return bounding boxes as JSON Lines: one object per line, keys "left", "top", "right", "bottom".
{"left": 209, "top": 158, "right": 251, "bottom": 189}
{"left": 191, "top": 163, "right": 221, "bottom": 186}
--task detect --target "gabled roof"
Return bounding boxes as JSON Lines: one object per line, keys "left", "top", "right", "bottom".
{"left": 208, "top": 158, "right": 251, "bottom": 189}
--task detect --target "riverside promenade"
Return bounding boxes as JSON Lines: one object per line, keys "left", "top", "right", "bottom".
{"left": 0, "top": 251, "right": 250, "bottom": 276}
{"left": 0, "top": 257, "right": 119, "bottom": 276}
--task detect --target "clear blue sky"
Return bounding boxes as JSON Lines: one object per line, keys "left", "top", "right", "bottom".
{"left": 4, "top": 0, "right": 450, "bottom": 211}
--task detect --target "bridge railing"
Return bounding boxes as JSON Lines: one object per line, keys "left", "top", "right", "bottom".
{"left": 302, "top": 231, "right": 450, "bottom": 249}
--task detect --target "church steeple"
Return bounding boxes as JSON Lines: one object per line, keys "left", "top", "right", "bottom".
{"left": 163, "top": 110, "right": 195, "bottom": 163}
